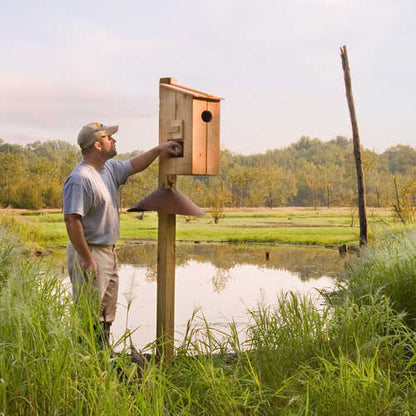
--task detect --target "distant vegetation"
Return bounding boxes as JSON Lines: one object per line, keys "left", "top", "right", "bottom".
{"left": 0, "top": 208, "right": 401, "bottom": 249}
{"left": 1, "top": 136, "right": 416, "bottom": 213}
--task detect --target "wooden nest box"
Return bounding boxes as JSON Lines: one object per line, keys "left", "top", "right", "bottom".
{"left": 159, "top": 77, "right": 224, "bottom": 175}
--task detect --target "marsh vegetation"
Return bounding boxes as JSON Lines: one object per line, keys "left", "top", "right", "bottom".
{"left": 0, "top": 207, "right": 401, "bottom": 250}
{"left": 2, "top": 225, "right": 416, "bottom": 414}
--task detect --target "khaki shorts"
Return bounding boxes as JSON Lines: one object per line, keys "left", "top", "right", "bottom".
{"left": 67, "top": 242, "right": 119, "bottom": 323}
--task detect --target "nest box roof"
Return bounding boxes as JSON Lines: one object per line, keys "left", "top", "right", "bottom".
{"left": 160, "top": 79, "right": 224, "bottom": 102}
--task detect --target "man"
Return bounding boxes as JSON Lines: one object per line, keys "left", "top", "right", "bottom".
{"left": 63, "top": 122, "right": 179, "bottom": 345}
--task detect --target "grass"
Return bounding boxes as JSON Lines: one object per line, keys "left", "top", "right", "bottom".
{"left": 2, "top": 226, "right": 416, "bottom": 414}
{"left": 0, "top": 207, "right": 404, "bottom": 249}
{"left": 333, "top": 228, "right": 416, "bottom": 330}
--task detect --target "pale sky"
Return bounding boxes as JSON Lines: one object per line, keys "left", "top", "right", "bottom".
{"left": 1, "top": 0, "right": 415, "bottom": 155}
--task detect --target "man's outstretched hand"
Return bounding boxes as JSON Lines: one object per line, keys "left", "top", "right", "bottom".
{"left": 129, "top": 140, "right": 183, "bottom": 175}
{"left": 159, "top": 140, "right": 182, "bottom": 156}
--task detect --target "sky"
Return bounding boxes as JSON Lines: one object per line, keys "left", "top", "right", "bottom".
{"left": 1, "top": 0, "right": 415, "bottom": 155}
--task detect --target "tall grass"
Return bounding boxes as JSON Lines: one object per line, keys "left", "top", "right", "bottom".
{"left": 2, "top": 226, "right": 416, "bottom": 414}
{"left": 335, "top": 229, "right": 416, "bottom": 329}
{"left": 0, "top": 211, "right": 43, "bottom": 248}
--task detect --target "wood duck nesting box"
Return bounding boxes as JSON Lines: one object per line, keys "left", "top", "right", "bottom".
{"left": 159, "top": 77, "right": 224, "bottom": 175}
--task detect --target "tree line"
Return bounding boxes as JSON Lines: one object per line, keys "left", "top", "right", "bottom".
{"left": 1, "top": 136, "right": 415, "bottom": 213}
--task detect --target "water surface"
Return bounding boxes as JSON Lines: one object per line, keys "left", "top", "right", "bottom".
{"left": 112, "top": 243, "right": 344, "bottom": 349}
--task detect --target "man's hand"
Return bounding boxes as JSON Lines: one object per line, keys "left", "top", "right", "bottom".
{"left": 159, "top": 140, "right": 182, "bottom": 156}
{"left": 80, "top": 256, "right": 98, "bottom": 277}
{"left": 129, "top": 141, "right": 183, "bottom": 175}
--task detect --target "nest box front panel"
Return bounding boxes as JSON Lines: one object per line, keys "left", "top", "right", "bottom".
{"left": 205, "top": 101, "right": 220, "bottom": 175}
{"left": 191, "top": 99, "right": 208, "bottom": 175}
{"left": 191, "top": 100, "right": 220, "bottom": 175}
{"left": 159, "top": 87, "right": 192, "bottom": 175}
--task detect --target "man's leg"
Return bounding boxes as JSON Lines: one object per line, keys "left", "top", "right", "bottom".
{"left": 89, "top": 245, "right": 119, "bottom": 347}
{"left": 67, "top": 242, "right": 88, "bottom": 302}
{"left": 67, "top": 243, "right": 119, "bottom": 347}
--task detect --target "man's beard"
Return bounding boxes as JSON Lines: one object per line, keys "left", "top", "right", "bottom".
{"left": 104, "top": 147, "right": 117, "bottom": 158}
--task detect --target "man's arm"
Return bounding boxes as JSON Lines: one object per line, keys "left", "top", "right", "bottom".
{"left": 129, "top": 141, "right": 181, "bottom": 176}
{"left": 64, "top": 213, "right": 97, "bottom": 274}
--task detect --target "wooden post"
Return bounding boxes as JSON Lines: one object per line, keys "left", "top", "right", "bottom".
{"left": 156, "top": 172, "right": 177, "bottom": 359}
{"left": 340, "top": 45, "right": 368, "bottom": 246}
{"left": 154, "top": 76, "right": 222, "bottom": 358}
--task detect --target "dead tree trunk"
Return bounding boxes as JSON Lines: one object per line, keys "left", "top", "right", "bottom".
{"left": 340, "top": 45, "right": 368, "bottom": 246}
{"left": 393, "top": 176, "right": 406, "bottom": 224}
{"left": 327, "top": 186, "right": 330, "bottom": 208}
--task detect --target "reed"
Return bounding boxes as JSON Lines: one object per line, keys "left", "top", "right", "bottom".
{"left": 335, "top": 229, "right": 416, "bottom": 329}
{"left": 2, "top": 226, "right": 416, "bottom": 414}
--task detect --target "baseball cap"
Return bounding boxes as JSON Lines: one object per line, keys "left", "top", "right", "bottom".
{"left": 77, "top": 122, "right": 119, "bottom": 150}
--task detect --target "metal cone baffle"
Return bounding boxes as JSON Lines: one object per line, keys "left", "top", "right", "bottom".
{"left": 127, "top": 188, "right": 205, "bottom": 216}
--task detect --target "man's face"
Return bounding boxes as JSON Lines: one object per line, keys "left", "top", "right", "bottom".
{"left": 98, "top": 134, "right": 117, "bottom": 158}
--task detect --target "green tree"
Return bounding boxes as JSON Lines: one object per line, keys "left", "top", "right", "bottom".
{"left": 0, "top": 153, "right": 26, "bottom": 207}
{"left": 206, "top": 177, "right": 230, "bottom": 223}
{"left": 381, "top": 145, "right": 416, "bottom": 174}
{"left": 227, "top": 164, "right": 252, "bottom": 207}
{"left": 249, "top": 166, "right": 297, "bottom": 207}
{"left": 121, "top": 160, "right": 159, "bottom": 209}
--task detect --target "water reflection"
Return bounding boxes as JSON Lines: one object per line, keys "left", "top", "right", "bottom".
{"left": 212, "top": 267, "right": 231, "bottom": 293}
{"left": 111, "top": 243, "right": 344, "bottom": 349}
{"left": 117, "top": 242, "right": 345, "bottom": 287}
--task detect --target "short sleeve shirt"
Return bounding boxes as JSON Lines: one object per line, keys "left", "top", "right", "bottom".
{"left": 63, "top": 159, "right": 132, "bottom": 245}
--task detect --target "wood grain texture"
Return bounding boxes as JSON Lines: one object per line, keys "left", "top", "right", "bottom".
{"left": 156, "top": 209, "right": 176, "bottom": 358}
{"left": 206, "top": 101, "right": 221, "bottom": 175}
{"left": 192, "top": 99, "right": 208, "bottom": 174}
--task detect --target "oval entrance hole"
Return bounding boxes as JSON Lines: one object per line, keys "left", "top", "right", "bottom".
{"left": 201, "top": 110, "right": 213, "bottom": 123}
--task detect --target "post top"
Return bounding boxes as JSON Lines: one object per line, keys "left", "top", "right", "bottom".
{"left": 160, "top": 77, "right": 178, "bottom": 85}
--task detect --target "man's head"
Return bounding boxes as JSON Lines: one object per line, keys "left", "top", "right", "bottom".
{"left": 78, "top": 122, "right": 119, "bottom": 155}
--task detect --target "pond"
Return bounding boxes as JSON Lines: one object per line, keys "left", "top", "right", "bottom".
{"left": 109, "top": 242, "right": 345, "bottom": 350}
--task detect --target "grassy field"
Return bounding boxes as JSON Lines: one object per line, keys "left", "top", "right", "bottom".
{"left": 2, "top": 227, "right": 416, "bottom": 414}
{"left": 0, "top": 207, "right": 403, "bottom": 248}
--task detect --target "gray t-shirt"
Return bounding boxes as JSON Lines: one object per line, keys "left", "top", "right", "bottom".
{"left": 63, "top": 159, "right": 132, "bottom": 245}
